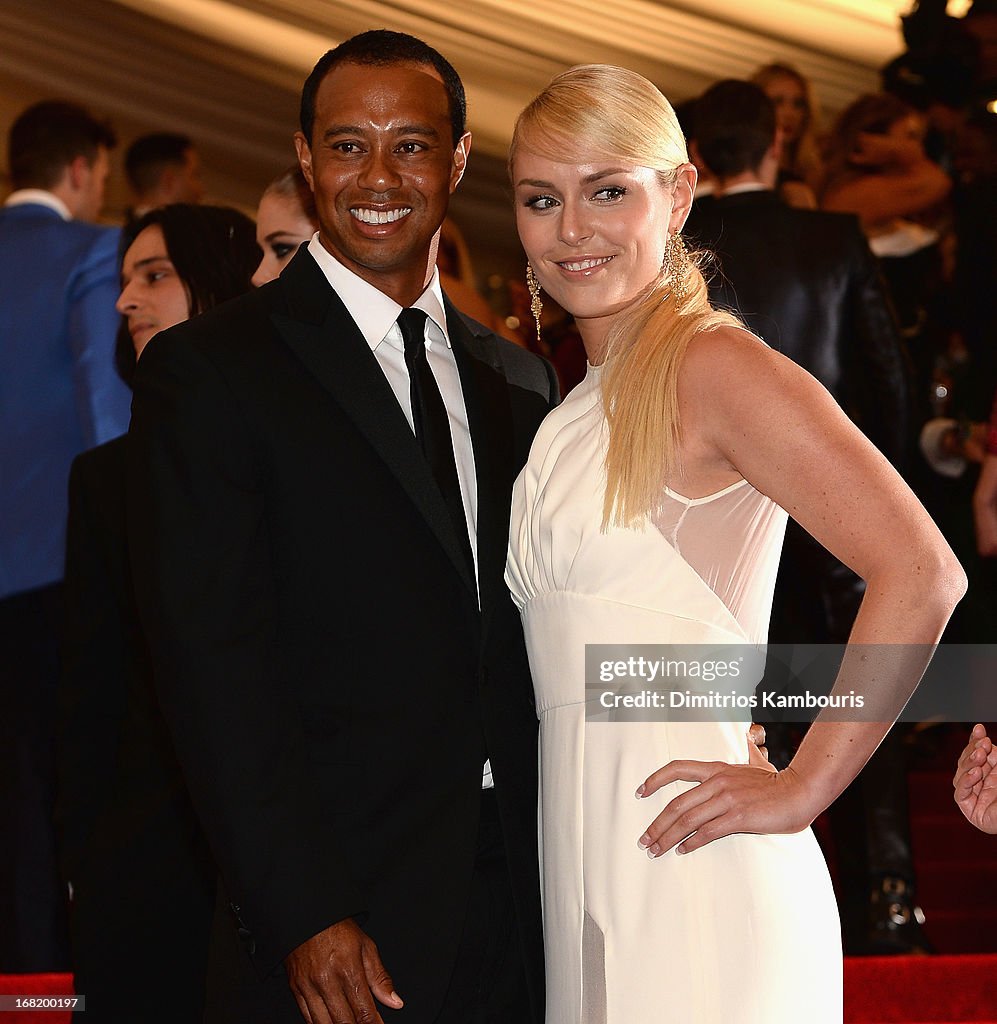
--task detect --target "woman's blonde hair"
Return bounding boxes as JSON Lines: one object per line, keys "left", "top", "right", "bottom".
{"left": 511, "top": 65, "right": 740, "bottom": 528}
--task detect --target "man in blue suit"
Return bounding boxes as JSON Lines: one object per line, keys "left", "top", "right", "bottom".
{"left": 0, "top": 99, "right": 128, "bottom": 970}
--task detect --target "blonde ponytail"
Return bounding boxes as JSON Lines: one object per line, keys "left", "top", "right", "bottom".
{"left": 601, "top": 251, "right": 739, "bottom": 528}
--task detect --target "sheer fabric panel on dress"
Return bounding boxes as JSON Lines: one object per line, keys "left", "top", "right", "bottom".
{"left": 652, "top": 480, "right": 787, "bottom": 644}
{"left": 581, "top": 910, "right": 607, "bottom": 1024}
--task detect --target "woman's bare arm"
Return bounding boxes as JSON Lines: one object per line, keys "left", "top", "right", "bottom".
{"left": 636, "top": 329, "right": 965, "bottom": 857}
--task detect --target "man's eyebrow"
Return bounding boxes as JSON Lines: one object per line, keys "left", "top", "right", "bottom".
{"left": 394, "top": 123, "right": 439, "bottom": 138}
{"left": 322, "top": 123, "right": 440, "bottom": 140}
{"left": 323, "top": 125, "right": 364, "bottom": 140}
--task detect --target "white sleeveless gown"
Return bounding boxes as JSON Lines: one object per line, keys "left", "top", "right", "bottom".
{"left": 506, "top": 364, "right": 841, "bottom": 1023}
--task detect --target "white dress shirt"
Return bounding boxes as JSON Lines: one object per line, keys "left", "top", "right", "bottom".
{"left": 307, "top": 235, "right": 493, "bottom": 788}
{"left": 4, "top": 189, "right": 72, "bottom": 220}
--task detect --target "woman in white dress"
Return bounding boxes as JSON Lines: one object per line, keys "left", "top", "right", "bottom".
{"left": 504, "top": 65, "right": 966, "bottom": 1023}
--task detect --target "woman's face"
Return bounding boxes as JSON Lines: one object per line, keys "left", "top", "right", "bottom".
{"left": 513, "top": 142, "right": 691, "bottom": 337}
{"left": 116, "top": 225, "right": 190, "bottom": 359}
{"left": 885, "top": 112, "right": 926, "bottom": 146}
{"left": 764, "top": 74, "right": 808, "bottom": 144}
{"left": 252, "top": 190, "right": 316, "bottom": 287}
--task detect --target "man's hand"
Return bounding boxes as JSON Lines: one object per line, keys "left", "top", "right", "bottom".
{"left": 747, "top": 722, "right": 774, "bottom": 772}
{"left": 953, "top": 724, "right": 997, "bottom": 835}
{"left": 973, "top": 454, "right": 997, "bottom": 557}
{"left": 285, "top": 918, "right": 403, "bottom": 1024}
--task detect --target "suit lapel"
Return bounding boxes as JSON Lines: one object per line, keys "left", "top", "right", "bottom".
{"left": 447, "top": 302, "right": 515, "bottom": 616}
{"left": 270, "top": 250, "right": 477, "bottom": 598}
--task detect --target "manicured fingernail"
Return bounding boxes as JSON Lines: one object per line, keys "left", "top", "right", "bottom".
{"left": 649, "top": 843, "right": 661, "bottom": 857}
{"left": 637, "top": 834, "right": 650, "bottom": 849}
{"left": 676, "top": 845, "right": 687, "bottom": 856}
{"left": 635, "top": 784, "right": 645, "bottom": 798}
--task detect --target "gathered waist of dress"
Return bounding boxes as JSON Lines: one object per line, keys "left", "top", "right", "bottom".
{"left": 520, "top": 591, "right": 751, "bottom": 716}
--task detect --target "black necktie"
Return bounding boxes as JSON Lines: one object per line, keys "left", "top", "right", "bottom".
{"left": 397, "top": 307, "right": 474, "bottom": 576}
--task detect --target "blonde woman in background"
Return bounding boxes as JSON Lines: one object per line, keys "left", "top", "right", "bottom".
{"left": 751, "top": 61, "right": 824, "bottom": 207}
{"left": 505, "top": 65, "right": 965, "bottom": 1022}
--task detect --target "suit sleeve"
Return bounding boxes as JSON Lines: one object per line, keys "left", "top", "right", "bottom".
{"left": 543, "top": 351, "right": 561, "bottom": 411}
{"left": 126, "top": 331, "right": 365, "bottom": 973}
{"left": 67, "top": 228, "right": 132, "bottom": 447}
{"left": 56, "top": 453, "right": 128, "bottom": 884}
{"left": 845, "top": 224, "right": 910, "bottom": 469}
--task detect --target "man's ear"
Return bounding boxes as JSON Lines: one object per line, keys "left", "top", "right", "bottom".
{"left": 450, "top": 132, "right": 472, "bottom": 194}
{"left": 670, "top": 162, "right": 698, "bottom": 234}
{"left": 159, "top": 164, "right": 179, "bottom": 198}
{"left": 294, "top": 132, "right": 315, "bottom": 189}
{"left": 67, "top": 154, "right": 91, "bottom": 191}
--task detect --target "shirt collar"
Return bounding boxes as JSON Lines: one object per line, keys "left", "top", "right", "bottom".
{"left": 4, "top": 189, "right": 72, "bottom": 221}
{"left": 717, "top": 182, "right": 770, "bottom": 197}
{"left": 307, "top": 233, "right": 450, "bottom": 351}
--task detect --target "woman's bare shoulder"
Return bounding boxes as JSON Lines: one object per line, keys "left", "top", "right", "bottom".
{"left": 680, "top": 324, "right": 786, "bottom": 392}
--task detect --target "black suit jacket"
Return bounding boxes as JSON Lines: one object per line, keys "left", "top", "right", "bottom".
{"left": 126, "top": 248, "right": 557, "bottom": 1022}
{"left": 687, "top": 191, "right": 911, "bottom": 649}
{"left": 686, "top": 189, "right": 908, "bottom": 466}
{"left": 57, "top": 435, "right": 215, "bottom": 1020}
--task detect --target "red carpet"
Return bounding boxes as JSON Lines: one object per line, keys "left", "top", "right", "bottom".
{"left": 844, "top": 954, "right": 997, "bottom": 1021}
{"left": 4, "top": 960, "right": 996, "bottom": 1023}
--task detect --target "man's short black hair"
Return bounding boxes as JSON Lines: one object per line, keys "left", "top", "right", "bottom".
{"left": 299, "top": 30, "right": 466, "bottom": 148}
{"left": 694, "top": 81, "right": 777, "bottom": 180}
{"left": 8, "top": 100, "right": 116, "bottom": 190}
{"left": 125, "top": 133, "right": 194, "bottom": 194}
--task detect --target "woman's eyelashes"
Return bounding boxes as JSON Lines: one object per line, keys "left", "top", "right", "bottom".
{"left": 271, "top": 241, "right": 298, "bottom": 259}
{"left": 523, "top": 193, "right": 559, "bottom": 210}
{"left": 522, "top": 184, "right": 628, "bottom": 211}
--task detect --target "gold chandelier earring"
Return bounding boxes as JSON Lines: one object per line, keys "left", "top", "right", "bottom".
{"left": 663, "top": 233, "right": 691, "bottom": 302}
{"left": 526, "top": 262, "right": 543, "bottom": 343}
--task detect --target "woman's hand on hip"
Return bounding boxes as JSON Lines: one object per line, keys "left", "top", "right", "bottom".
{"left": 635, "top": 759, "right": 813, "bottom": 857}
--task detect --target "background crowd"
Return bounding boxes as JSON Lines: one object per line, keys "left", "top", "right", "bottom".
{"left": 0, "top": 0, "right": 995, "bottom": 1000}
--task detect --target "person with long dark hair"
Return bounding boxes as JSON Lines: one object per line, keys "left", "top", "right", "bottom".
{"left": 57, "top": 204, "right": 259, "bottom": 1022}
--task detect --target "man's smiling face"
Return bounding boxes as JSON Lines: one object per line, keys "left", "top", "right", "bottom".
{"left": 295, "top": 60, "right": 470, "bottom": 305}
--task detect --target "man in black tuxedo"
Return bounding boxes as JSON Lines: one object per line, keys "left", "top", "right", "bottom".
{"left": 686, "top": 80, "right": 924, "bottom": 955}
{"left": 127, "top": 31, "right": 556, "bottom": 1024}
